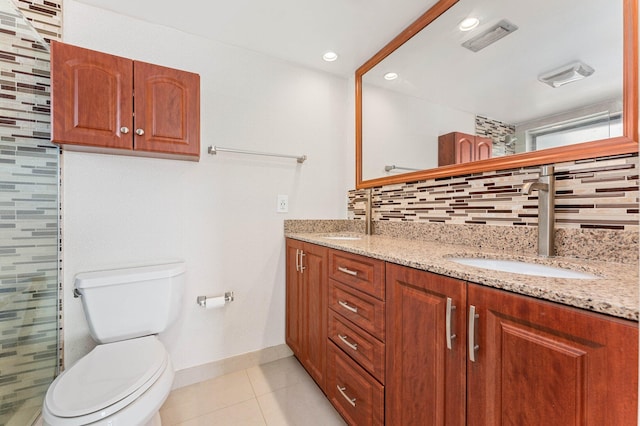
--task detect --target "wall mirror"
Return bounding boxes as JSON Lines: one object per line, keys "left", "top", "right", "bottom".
{"left": 356, "top": 0, "right": 638, "bottom": 188}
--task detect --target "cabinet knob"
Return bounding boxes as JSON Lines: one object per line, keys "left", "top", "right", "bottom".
{"left": 120, "top": 126, "right": 130, "bottom": 134}
{"left": 135, "top": 128, "right": 145, "bottom": 136}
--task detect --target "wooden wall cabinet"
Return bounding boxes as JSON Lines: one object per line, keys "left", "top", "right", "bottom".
{"left": 285, "top": 239, "right": 328, "bottom": 390}
{"left": 438, "top": 132, "right": 492, "bottom": 166}
{"left": 51, "top": 41, "right": 200, "bottom": 161}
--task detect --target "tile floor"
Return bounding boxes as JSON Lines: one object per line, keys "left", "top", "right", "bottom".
{"left": 159, "top": 356, "right": 347, "bottom": 426}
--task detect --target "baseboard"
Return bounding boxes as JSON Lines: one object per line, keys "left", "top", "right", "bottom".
{"left": 172, "top": 344, "right": 294, "bottom": 390}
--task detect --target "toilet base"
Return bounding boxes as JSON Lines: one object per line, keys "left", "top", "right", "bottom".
{"left": 146, "top": 412, "right": 162, "bottom": 426}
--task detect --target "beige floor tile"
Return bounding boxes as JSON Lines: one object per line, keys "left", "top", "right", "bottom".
{"left": 257, "top": 378, "right": 346, "bottom": 426}
{"left": 161, "top": 370, "right": 255, "bottom": 425}
{"left": 176, "top": 398, "right": 266, "bottom": 426}
{"left": 246, "top": 356, "right": 312, "bottom": 396}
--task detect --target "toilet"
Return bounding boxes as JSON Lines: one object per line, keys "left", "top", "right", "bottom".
{"left": 42, "top": 262, "right": 185, "bottom": 426}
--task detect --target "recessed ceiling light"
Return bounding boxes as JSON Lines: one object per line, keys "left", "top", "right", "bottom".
{"left": 322, "top": 51, "right": 338, "bottom": 62}
{"left": 384, "top": 72, "right": 398, "bottom": 81}
{"left": 459, "top": 17, "right": 480, "bottom": 32}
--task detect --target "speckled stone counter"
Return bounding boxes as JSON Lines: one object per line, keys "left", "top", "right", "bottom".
{"left": 285, "top": 229, "right": 639, "bottom": 321}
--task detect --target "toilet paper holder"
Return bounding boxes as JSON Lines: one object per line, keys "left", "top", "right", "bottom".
{"left": 197, "top": 292, "right": 234, "bottom": 308}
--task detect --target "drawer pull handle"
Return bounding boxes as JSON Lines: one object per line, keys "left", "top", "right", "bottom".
{"left": 446, "top": 297, "right": 456, "bottom": 350}
{"left": 337, "top": 385, "right": 356, "bottom": 407}
{"left": 469, "top": 305, "right": 479, "bottom": 362}
{"left": 338, "top": 334, "right": 358, "bottom": 351}
{"left": 338, "top": 300, "right": 358, "bottom": 313}
{"left": 338, "top": 266, "right": 358, "bottom": 277}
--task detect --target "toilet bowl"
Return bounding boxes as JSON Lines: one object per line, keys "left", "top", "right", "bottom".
{"left": 43, "top": 336, "right": 173, "bottom": 426}
{"left": 43, "top": 262, "right": 185, "bottom": 425}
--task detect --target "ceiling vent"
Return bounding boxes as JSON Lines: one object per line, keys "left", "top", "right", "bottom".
{"left": 538, "top": 61, "right": 595, "bottom": 88}
{"left": 461, "top": 19, "right": 518, "bottom": 52}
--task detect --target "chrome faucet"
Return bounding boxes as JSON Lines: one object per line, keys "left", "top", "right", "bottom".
{"left": 522, "top": 165, "right": 555, "bottom": 257}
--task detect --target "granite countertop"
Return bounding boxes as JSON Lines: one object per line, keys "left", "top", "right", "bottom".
{"left": 286, "top": 231, "right": 639, "bottom": 321}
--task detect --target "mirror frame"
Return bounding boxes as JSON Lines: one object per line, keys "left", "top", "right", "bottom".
{"left": 355, "top": 0, "right": 638, "bottom": 189}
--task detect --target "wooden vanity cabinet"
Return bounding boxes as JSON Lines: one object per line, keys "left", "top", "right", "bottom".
{"left": 385, "top": 263, "right": 467, "bottom": 426}
{"left": 467, "top": 283, "right": 638, "bottom": 426}
{"left": 386, "top": 263, "right": 638, "bottom": 426}
{"left": 51, "top": 41, "right": 200, "bottom": 160}
{"left": 438, "top": 131, "right": 492, "bottom": 166}
{"left": 326, "top": 249, "right": 386, "bottom": 426}
{"left": 285, "top": 239, "right": 328, "bottom": 391}
{"left": 286, "top": 244, "right": 638, "bottom": 425}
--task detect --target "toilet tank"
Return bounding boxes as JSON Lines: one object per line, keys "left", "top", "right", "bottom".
{"left": 74, "top": 262, "right": 185, "bottom": 344}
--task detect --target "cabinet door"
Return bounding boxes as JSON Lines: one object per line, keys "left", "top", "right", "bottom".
{"left": 455, "top": 133, "right": 476, "bottom": 164}
{"left": 467, "top": 284, "right": 638, "bottom": 426}
{"left": 474, "top": 136, "right": 493, "bottom": 161}
{"left": 299, "top": 242, "right": 328, "bottom": 391}
{"left": 133, "top": 61, "right": 200, "bottom": 158}
{"left": 51, "top": 41, "right": 133, "bottom": 149}
{"left": 386, "top": 264, "right": 466, "bottom": 426}
{"left": 285, "top": 239, "right": 303, "bottom": 357}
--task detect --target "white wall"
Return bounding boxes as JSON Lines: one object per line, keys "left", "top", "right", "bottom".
{"left": 62, "top": 1, "right": 352, "bottom": 371}
{"left": 361, "top": 83, "right": 475, "bottom": 181}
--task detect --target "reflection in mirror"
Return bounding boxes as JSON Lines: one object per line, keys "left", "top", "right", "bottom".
{"left": 359, "top": 0, "right": 634, "bottom": 184}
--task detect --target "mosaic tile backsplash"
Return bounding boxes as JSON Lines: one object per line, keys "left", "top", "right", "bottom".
{"left": 0, "top": 1, "right": 59, "bottom": 424}
{"left": 350, "top": 154, "right": 638, "bottom": 230}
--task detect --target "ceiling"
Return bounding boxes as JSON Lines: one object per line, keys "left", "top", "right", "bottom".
{"left": 73, "top": 0, "right": 440, "bottom": 77}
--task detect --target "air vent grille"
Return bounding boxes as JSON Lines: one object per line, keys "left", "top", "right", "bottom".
{"left": 462, "top": 19, "right": 518, "bottom": 52}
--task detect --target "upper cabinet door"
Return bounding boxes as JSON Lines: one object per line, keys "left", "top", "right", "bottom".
{"left": 51, "top": 41, "right": 133, "bottom": 149}
{"left": 133, "top": 61, "right": 200, "bottom": 157}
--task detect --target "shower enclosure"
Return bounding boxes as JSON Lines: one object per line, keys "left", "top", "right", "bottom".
{"left": 0, "top": 0, "right": 59, "bottom": 424}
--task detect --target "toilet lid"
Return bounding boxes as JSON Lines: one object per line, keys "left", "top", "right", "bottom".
{"left": 45, "top": 335, "right": 167, "bottom": 418}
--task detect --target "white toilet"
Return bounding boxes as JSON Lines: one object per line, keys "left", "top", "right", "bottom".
{"left": 42, "top": 262, "right": 185, "bottom": 426}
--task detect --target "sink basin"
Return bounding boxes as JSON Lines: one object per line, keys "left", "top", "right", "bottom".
{"left": 322, "top": 235, "right": 362, "bottom": 241}
{"left": 448, "top": 257, "right": 599, "bottom": 279}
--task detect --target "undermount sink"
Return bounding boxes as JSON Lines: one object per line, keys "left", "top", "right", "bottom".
{"left": 447, "top": 257, "right": 599, "bottom": 279}
{"left": 322, "top": 235, "right": 362, "bottom": 241}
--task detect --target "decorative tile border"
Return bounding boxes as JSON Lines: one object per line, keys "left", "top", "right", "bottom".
{"left": 11, "top": 0, "right": 61, "bottom": 43}
{"left": 350, "top": 154, "right": 638, "bottom": 230}
{"left": 475, "top": 115, "right": 516, "bottom": 157}
{"left": 348, "top": 154, "right": 639, "bottom": 262}
{"left": 0, "top": 1, "right": 58, "bottom": 424}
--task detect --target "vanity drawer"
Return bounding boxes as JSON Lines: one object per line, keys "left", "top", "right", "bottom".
{"left": 328, "top": 309, "right": 385, "bottom": 383}
{"left": 327, "top": 341, "right": 384, "bottom": 426}
{"left": 329, "top": 279, "right": 385, "bottom": 342}
{"left": 329, "top": 250, "right": 385, "bottom": 300}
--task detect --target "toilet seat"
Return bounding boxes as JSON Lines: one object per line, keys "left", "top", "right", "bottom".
{"left": 44, "top": 336, "right": 167, "bottom": 424}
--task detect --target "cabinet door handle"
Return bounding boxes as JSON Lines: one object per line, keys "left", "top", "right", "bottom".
{"left": 468, "top": 305, "right": 479, "bottom": 362}
{"left": 295, "top": 249, "right": 300, "bottom": 272}
{"left": 338, "top": 334, "right": 358, "bottom": 351}
{"left": 446, "top": 297, "right": 457, "bottom": 350}
{"left": 337, "top": 385, "right": 356, "bottom": 407}
{"left": 299, "top": 251, "right": 306, "bottom": 272}
{"left": 135, "top": 128, "right": 145, "bottom": 136}
{"left": 120, "top": 126, "right": 130, "bottom": 134}
{"left": 338, "top": 300, "right": 358, "bottom": 313}
{"left": 337, "top": 266, "right": 358, "bottom": 277}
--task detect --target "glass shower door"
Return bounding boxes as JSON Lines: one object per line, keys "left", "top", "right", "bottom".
{"left": 0, "top": 0, "right": 59, "bottom": 424}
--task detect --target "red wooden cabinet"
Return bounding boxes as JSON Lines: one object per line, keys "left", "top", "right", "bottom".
{"left": 385, "top": 263, "right": 467, "bottom": 426}
{"left": 467, "top": 283, "right": 638, "bottom": 426}
{"left": 438, "top": 131, "right": 492, "bottom": 166}
{"left": 285, "top": 239, "right": 328, "bottom": 391}
{"left": 51, "top": 41, "right": 200, "bottom": 160}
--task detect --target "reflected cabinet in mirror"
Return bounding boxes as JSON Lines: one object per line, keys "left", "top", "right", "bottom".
{"left": 356, "top": 0, "right": 638, "bottom": 188}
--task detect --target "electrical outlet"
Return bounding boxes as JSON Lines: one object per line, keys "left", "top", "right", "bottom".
{"left": 277, "top": 195, "right": 289, "bottom": 213}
